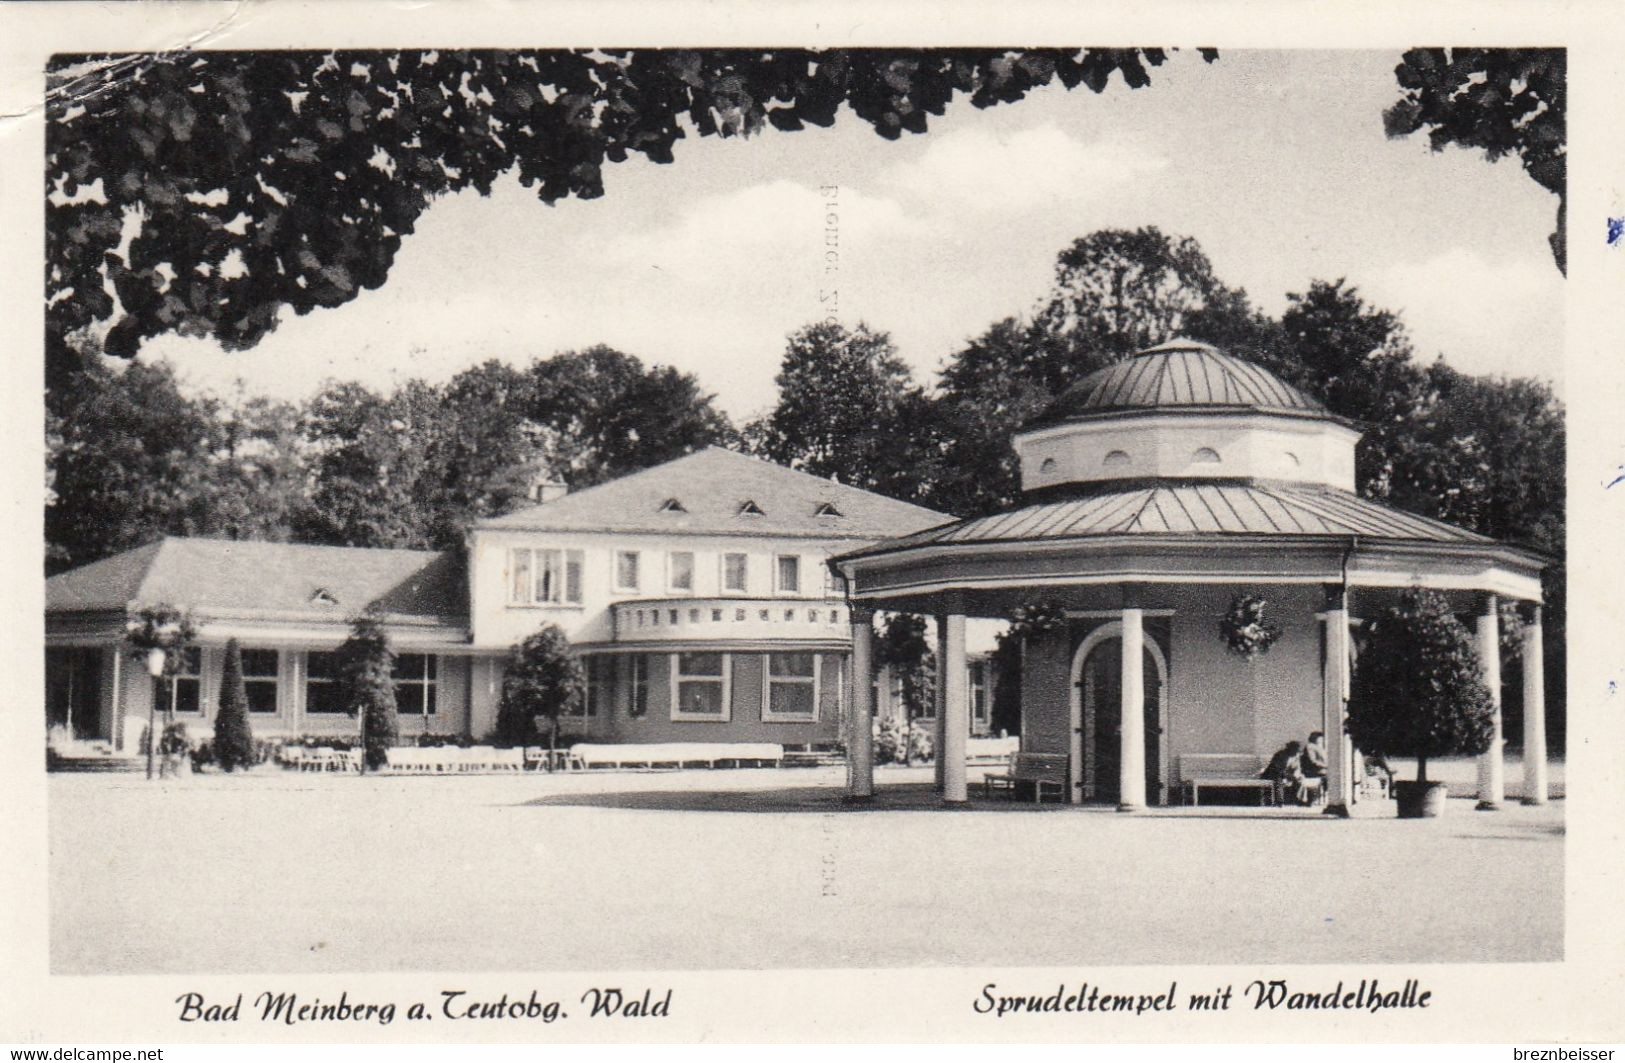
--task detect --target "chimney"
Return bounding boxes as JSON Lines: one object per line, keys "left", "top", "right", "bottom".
{"left": 532, "top": 480, "right": 569, "bottom": 504}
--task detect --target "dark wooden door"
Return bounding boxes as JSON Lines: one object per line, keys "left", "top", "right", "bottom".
{"left": 1080, "top": 639, "right": 1161, "bottom": 803}
{"left": 46, "top": 647, "right": 103, "bottom": 740}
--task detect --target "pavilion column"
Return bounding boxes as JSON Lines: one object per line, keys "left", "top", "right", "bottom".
{"left": 1476, "top": 594, "right": 1505, "bottom": 811}
{"left": 933, "top": 619, "right": 948, "bottom": 793}
{"left": 846, "top": 606, "right": 875, "bottom": 801}
{"left": 940, "top": 612, "right": 969, "bottom": 804}
{"left": 1118, "top": 596, "right": 1146, "bottom": 812}
{"left": 1322, "top": 584, "right": 1352, "bottom": 817}
{"left": 1520, "top": 603, "right": 1548, "bottom": 806}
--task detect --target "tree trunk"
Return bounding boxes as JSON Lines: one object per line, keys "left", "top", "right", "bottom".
{"left": 549, "top": 715, "right": 559, "bottom": 774}
{"left": 1417, "top": 755, "right": 1428, "bottom": 785}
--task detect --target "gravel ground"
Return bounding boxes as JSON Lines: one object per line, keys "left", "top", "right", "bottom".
{"left": 48, "top": 760, "right": 1564, "bottom": 975}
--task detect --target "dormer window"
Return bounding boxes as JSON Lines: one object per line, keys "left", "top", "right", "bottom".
{"left": 1192, "top": 447, "right": 1221, "bottom": 464}
{"left": 814, "top": 502, "right": 843, "bottom": 518}
{"left": 310, "top": 588, "right": 339, "bottom": 606}
{"left": 1103, "top": 450, "right": 1130, "bottom": 467}
{"left": 659, "top": 498, "right": 687, "bottom": 514}
{"left": 739, "top": 500, "right": 765, "bottom": 516}
{"left": 1039, "top": 458, "right": 1058, "bottom": 473}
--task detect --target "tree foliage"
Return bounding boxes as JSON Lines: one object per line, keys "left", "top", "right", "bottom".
{"left": 1033, "top": 227, "right": 1258, "bottom": 377}
{"left": 874, "top": 613, "right": 936, "bottom": 722}
{"left": 526, "top": 345, "right": 736, "bottom": 489}
{"left": 1346, "top": 589, "right": 1497, "bottom": 783}
{"left": 46, "top": 47, "right": 1208, "bottom": 387}
{"left": 497, "top": 625, "right": 584, "bottom": 751}
{"left": 213, "top": 638, "right": 255, "bottom": 771}
{"left": 336, "top": 610, "right": 398, "bottom": 770}
{"left": 750, "top": 322, "right": 938, "bottom": 503}
{"left": 1384, "top": 48, "right": 1566, "bottom": 273}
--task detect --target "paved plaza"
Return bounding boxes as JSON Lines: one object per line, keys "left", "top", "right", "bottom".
{"left": 49, "top": 761, "right": 1563, "bottom": 975}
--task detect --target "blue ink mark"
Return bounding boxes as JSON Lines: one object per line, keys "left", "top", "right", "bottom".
{"left": 1611, "top": 218, "right": 1625, "bottom": 247}
{"left": 1607, "top": 465, "right": 1625, "bottom": 489}
{"left": 1610, "top": 680, "right": 1618, "bottom": 697}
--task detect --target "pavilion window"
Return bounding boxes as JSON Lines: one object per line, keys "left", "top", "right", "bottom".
{"left": 672, "top": 652, "right": 729, "bottom": 721}
{"left": 578, "top": 655, "right": 611, "bottom": 718}
{"left": 392, "top": 653, "right": 437, "bottom": 717}
{"left": 668, "top": 551, "right": 695, "bottom": 593}
{"left": 241, "top": 648, "right": 280, "bottom": 714}
{"left": 722, "top": 552, "right": 748, "bottom": 594}
{"left": 764, "top": 652, "right": 819, "bottom": 722}
{"left": 629, "top": 654, "right": 651, "bottom": 718}
{"left": 508, "top": 548, "right": 584, "bottom": 605}
{"left": 970, "top": 663, "right": 988, "bottom": 725}
{"left": 304, "top": 651, "right": 345, "bottom": 714}
{"left": 615, "top": 550, "right": 641, "bottom": 593}
{"left": 775, "top": 555, "right": 801, "bottom": 595}
{"left": 155, "top": 646, "right": 203, "bottom": 716}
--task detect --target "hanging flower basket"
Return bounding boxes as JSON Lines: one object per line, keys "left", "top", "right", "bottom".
{"left": 1006, "top": 599, "right": 1069, "bottom": 640}
{"left": 1220, "top": 595, "right": 1282, "bottom": 660}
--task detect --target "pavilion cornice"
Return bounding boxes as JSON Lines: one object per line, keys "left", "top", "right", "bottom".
{"left": 837, "top": 533, "right": 1545, "bottom": 603}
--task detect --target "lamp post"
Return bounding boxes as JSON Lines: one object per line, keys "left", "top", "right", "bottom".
{"left": 144, "top": 647, "right": 166, "bottom": 781}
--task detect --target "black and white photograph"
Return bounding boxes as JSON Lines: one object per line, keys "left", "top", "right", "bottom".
{"left": 3, "top": 0, "right": 1622, "bottom": 1047}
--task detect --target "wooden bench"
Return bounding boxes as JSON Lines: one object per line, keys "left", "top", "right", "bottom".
{"left": 983, "top": 751, "right": 1068, "bottom": 804}
{"left": 965, "top": 735, "right": 1020, "bottom": 765}
{"left": 1177, "top": 753, "right": 1275, "bottom": 806}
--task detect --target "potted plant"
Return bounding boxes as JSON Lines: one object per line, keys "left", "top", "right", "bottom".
{"left": 1346, "top": 589, "right": 1497, "bottom": 818}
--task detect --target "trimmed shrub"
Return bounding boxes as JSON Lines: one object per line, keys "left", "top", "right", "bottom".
{"left": 1346, "top": 589, "right": 1497, "bottom": 784}
{"left": 213, "top": 638, "right": 256, "bottom": 771}
{"left": 337, "top": 611, "right": 399, "bottom": 771}
{"left": 497, "top": 625, "right": 584, "bottom": 754}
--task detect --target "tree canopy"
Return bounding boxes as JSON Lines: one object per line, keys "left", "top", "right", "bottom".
{"left": 1346, "top": 589, "right": 1497, "bottom": 782}
{"left": 1384, "top": 48, "right": 1565, "bottom": 273}
{"left": 749, "top": 322, "right": 937, "bottom": 502}
{"left": 46, "top": 47, "right": 1209, "bottom": 387}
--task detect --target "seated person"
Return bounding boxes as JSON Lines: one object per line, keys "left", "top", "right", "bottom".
{"left": 1362, "top": 751, "right": 1394, "bottom": 787}
{"left": 1301, "top": 731, "right": 1328, "bottom": 780}
{"left": 1260, "top": 741, "right": 1307, "bottom": 804}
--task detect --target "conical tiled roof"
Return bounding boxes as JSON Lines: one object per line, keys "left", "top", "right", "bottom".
{"left": 1033, "top": 338, "right": 1327, "bottom": 424}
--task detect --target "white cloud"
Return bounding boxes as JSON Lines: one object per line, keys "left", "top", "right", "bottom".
{"left": 880, "top": 125, "right": 1167, "bottom": 214}
{"left": 1363, "top": 248, "right": 1563, "bottom": 388}
{"left": 608, "top": 179, "right": 917, "bottom": 284}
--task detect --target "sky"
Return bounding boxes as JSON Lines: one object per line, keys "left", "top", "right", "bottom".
{"left": 146, "top": 49, "right": 1565, "bottom": 422}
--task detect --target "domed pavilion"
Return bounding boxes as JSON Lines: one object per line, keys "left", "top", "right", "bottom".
{"left": 832, "top": 339, "right": 1552, "bottom": 814}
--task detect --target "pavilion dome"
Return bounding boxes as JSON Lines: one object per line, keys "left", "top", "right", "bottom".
{"left": 1013, "top": 339, "right": 1359, "bottom": 494}
{"left": 1031, "top": 338, "right": 1328, "bottom": 426}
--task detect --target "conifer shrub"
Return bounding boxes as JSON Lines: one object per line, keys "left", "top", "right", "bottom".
{"left": 213, "top": 638, "right": 256, "bottom": 772}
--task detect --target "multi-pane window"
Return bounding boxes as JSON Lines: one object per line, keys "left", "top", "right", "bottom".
{"left": 668, "top": 551, "right": 695, "bottom": 593}
{"left": 242, "top": 649, "right": 280, "bottom": 714}
{"left": 672, "top": 652, "right": 729, "bottom": 721}
{"left": 629, "top": 654, "right": 651, "bottom": 718}
{"left": 615, "top": 550, "right": 641, "bottom": 593}
{"left": 393, "top": 653, "right": 438, "bottom": 717}
{"left": 775, "top": 555, "right": 801, "bottom": 595}
{"left": 722, "top": 552, "right": 748, "bottom": 594}
{"left": 578, "top": 655, "right": 610, "bottom": 718}
{"left": 304, "top": 651, "right": 345, "bottom": 714}
{"left": 154, "top": 646, "right": 203, "bottom": 715}
{"left": 970, "top": 663, "right": 988, "bottom": 726}
{"left": 508, "top": 548, "right": 584, "bottom": 605}
{"left": 764, "top": 652, "right": 818, "bottom": 722}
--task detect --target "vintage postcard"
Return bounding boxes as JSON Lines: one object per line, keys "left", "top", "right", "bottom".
{"left": 1, "top": 0, "right": 1622, "bottom": 1046}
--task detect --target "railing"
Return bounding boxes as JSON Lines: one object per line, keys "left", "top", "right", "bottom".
{"left": 612, "top": 597, "right": 851, "bottom": 643}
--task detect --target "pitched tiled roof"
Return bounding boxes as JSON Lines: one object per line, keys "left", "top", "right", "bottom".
{"left": 46, "top": 537, "right": 465, "bottom": 622}
{"left": 477, "top": 447, "right": 951, "bottom": 539}
{"left": 843, "top": 481, "right": 1498, "bottom": 558}
{"left": 1032, "top": 339, "right": 1328, "bottom": 425}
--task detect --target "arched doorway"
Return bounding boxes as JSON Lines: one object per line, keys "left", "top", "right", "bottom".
{"left": 1069, "top": 623, "right": 1167, "bottom": 805}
